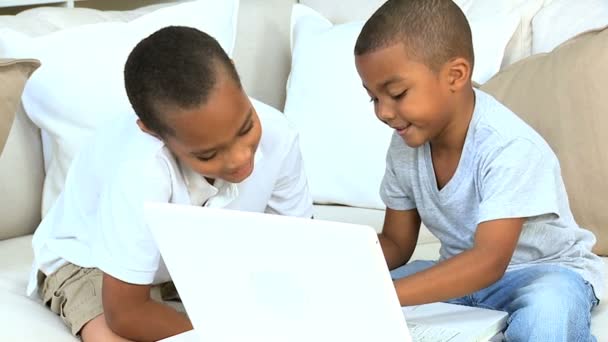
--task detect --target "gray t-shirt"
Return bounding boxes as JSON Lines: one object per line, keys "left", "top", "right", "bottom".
{"left": 380, "top": 88, "right": 604, "bottom": 299}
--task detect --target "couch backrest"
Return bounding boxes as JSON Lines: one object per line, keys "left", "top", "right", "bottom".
{"left": 235, "top": 0, "right": 386, "bottom": 109}
{"left": 233, "top": 0, "right": 296, "bottom": 110}
{"left": 301, "top": 0, "right": 384, "bottom": 23}
{"left": 481, "top": 27, "right": 608, "bottom": 255}
{"left": 0, "top": 0, "right": 602, "bottom": 242}
{"left": 0, "top": 105, "right": 44, "bottom": 240}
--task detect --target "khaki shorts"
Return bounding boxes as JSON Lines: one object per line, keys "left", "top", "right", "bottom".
{"left": 39, "top": 263, "right": 185, "bottom": 336}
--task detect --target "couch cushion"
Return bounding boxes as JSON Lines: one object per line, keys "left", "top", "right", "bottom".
{"left": 0, "top": 291, "right": 77, "bottom": 341}
{"left": 0, "top": 235, "right": 76, "bottom": 340}
{"left": 233, "top": 0, "right": 296, "bottom": 110}
{"left": 481, "top": 28, "right": 608, "bottom": 255}
{"left": 0, "top": 235, "right": 34, "bottom": 295}
{"left": 313, "top": 205, "right": 439, "bottom": 245}
{"left": 0, "top": 59, "right": 41, "bottom": 240}
{"left": 0, "top": 0, "right": 296, "bottom": 113}
{"left": 0, "top": 107, "right": 44, "bottom": 241}
{"left": 532, "top": 0, "right": 608, "bottom": 54}
{"left": 299, "top": 0, "right": 384, "bottom": 23}
{"left": 0, "top": 5, "right": 166, "bottom": 36}
{"left": 592, "top": 300, "right": 608, "bottom": 339}
{"left": 300, "top": 0, "right": 543, "bottom": 68}
{"left": 0, "top": 58, "right": 38, "bottom": 155}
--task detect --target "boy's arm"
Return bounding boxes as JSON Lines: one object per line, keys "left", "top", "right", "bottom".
{"left": 102, "top": 273, "right": 192, "bottom": 341}
{"left": 394, "top": 217, "right": 524, "bottom": 306}
{"left": 378, "top": 208, "right": 421, "bottom": 270}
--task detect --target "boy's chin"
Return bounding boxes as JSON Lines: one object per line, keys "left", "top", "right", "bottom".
{"left": 225, "top": 173, "right": 252, "bottom": 184}
{"left": 401, "top": 136, "right": 426, "bottom": 148}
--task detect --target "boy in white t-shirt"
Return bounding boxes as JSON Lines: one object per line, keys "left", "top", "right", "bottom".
{"left": 27, "top": 26, "right": 313, "bottom": 341}
{"left": 354, "top": 0, "right": 602, "bottom": 341}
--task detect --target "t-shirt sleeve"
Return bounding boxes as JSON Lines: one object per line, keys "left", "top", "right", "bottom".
{"left": 379, "top": 149, "right": 416, "bottom": 211}
{"left": 93, "top": 156, "right": 172, "bottom": 285}
{"left": 477, "top": 139, "right": 561, "bottom": 224}
{"left": 265, "top": 134, "right": 314, "bottom": 218}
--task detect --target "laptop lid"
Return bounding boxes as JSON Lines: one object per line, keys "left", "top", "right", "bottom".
{"left": 145, "top": 202, "right": 411, "bottom": 342}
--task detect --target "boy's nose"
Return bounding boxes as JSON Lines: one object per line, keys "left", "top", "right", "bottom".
{"left": 227, "top": 145, "right": 252, "bottom": 170}
{"left": 375, "top": 101, "right": 396, "bottom": 122}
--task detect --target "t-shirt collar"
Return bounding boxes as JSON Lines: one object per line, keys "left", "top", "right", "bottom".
{"left": 179, "top": 149, "right": 264, "bottom": 207}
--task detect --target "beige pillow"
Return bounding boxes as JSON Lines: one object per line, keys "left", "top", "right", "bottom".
{"left": 0, "top": 59, "right": 40, "bottom": 155}
{"left": 481, "top": 28, "right": 608, "bottom": 255}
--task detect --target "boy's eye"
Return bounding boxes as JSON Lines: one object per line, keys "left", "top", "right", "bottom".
{"left": 369, "top": 96, "right": 378, "bottom": 104}
{"left": 391, "top": 90, "right": 407, "bottom": 100}
{"left": 238, "top": 121, "right": 254, "bottom": 136}
{"left": 197, "top": 153, "right": 216, "bottom": 162}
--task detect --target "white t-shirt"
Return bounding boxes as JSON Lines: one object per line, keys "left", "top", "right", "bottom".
{"left": 380, "top": 89, "right": 604, "bottom": 299}
{"left": 27, "top": 99, "right": 313, "bottom": 297}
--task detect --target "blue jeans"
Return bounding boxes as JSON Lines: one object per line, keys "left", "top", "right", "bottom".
{"left": 391, "top": 261, "right": 599, "bottom": 342}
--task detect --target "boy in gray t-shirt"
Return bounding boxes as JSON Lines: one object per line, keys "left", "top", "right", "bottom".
{"left": 354, "top": 0, "right": 603, "bottom": 340}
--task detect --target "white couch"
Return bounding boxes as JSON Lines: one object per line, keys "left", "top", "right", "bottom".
{"left": 0, "top": 1, "right": 606, "bottom": 341}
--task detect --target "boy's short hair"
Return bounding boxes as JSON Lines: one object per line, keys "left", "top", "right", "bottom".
{"left": 124, "top": 26, "right": 240, "bottom": 137}
{"left": 355, "top": 0, "right": 474, "bottom": 73}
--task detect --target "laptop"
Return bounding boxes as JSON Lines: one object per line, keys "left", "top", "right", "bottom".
{"left": 144, "top": 202, "right": 507, "bottom": 342}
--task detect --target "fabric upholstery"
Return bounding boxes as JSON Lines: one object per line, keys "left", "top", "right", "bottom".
{"left": 313, "top": 204, "right": 439, "bottom": 245}
{"left": 0, "top": 59, "right": 43, "bottom": 241}
{"left": 233, "top": 0, "right": 297, "bottom": 110}
{"left": 299, "top": 0, "right": 384, "bottom": 23}
{"left": 0, "top": 58, "right": 38, "bottom": 154}
{"left": 481, "top": 28, "right": 608, "bottom": 255}
{"left": 0, "top": 2, "right": 606, "bottom": 340}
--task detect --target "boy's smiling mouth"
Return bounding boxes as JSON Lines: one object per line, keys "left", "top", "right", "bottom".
{"left": 392, "top": 123, "right": 412, "bottom": 136}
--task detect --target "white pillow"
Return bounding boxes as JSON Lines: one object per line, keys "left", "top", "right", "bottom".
{"left": 297, "top": 0, "right": 539, "bottom": 68}
{"left": 0, "top": 0, "right": 240, "bottom": 216}
{"left": 464, "top": 0, "right": 546, "bottom": 68}
{"left": 298, "top": 0, "right": 474, "bottom": 23}
{"left": 532, "top": 0, "right": 608, "bottom": 54}
{"left": 285, "top": 4, "right": 518, "bottom": 209}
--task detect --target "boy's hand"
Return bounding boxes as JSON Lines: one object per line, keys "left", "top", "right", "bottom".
{"left": 102, "top": 273, "right": 193, "bottom": 341}
{"left": 394, "top": 217, "right": 524, "bottom": 306}
{"left": 378, "top": 208, "right": 421, "bottom": 270}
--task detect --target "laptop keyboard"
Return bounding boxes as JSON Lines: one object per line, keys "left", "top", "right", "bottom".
{"left": 407, "top": 322, "right": 461, "bottom": 341}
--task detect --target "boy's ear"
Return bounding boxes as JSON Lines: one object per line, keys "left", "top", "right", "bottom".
{"left": 444, "top": 57, "right": 472, "bottom": 92}
{"left": 136, "top": 119, "right": 161, "bottom": 139}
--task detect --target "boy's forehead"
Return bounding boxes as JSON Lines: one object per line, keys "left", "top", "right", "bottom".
{"left": 165, "top": 91, "right": 252, "bottom": 149}
{"left": 355, "top": 43, "right": 419, "bottom": 86}
{"left": 165, "top": 76, "right": 246, "bottom": 124}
